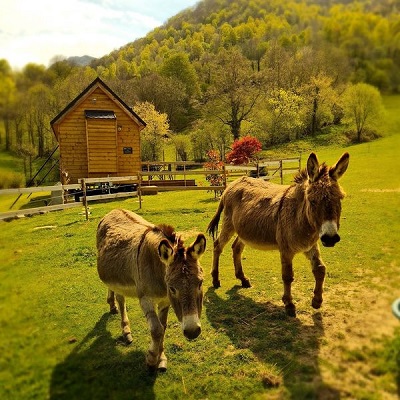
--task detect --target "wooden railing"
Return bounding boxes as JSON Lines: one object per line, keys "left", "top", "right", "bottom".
{"left": 0, "top": 157, "right": 301, "bottom": 220}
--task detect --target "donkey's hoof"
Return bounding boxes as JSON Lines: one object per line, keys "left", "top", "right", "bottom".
{"left": 147, "top": 364, "right": 158, "bottom": 375}
{"left": 285, "top": 304, "right": 296, "bottom": 317}
{"left": 158, "top": 358, "right": 167, "bottom": 372}
{"left": 241, "top": 279, "right": 251, "bottom": 288}
{"left": 213, "top": 280, "right": 221, "bottom": 288}
{"left": 124, "top": 333, "right": 133, "bottom": 344}
{"left": 110, "top": 306, "right": 118, "bottom": 314}
{"left": 312, "top": 297, "right": 323, "bottom": 309}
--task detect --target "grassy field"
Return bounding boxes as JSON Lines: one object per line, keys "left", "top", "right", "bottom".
{"left": 0, "top": 99, "right": 399, "bottom": 399}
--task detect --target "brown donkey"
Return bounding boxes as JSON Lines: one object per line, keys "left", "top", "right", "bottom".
{"left": 97, "top": 209, "right": 206, "bottom": 371}
{"left": 207, "top": 152, "right": 349, "bottom": 317}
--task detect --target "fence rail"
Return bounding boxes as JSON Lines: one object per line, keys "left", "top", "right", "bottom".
{"left": 0, "top": 157, "right": 300, "bottom": 221}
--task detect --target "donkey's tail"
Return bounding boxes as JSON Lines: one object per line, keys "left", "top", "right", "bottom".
{"left": 207, "top": 200, "right": 224, "bottom": 240}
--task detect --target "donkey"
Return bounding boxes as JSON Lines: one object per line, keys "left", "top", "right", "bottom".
{"left": 207, "top": 152, "right": 349, "bottom": 317}
{"left": 97, "top": 209, "right": 206, "bottom": 371}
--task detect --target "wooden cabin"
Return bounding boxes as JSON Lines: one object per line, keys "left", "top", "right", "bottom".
{"left": 51, "top": 77, "right": 146, "bottom": 184}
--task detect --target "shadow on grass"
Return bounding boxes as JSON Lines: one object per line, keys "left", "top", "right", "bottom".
{"left": 206, "top": 286, "right": 340, "bottom": 399}
{"left": 50, "top": 313, "right": 156, "bottom": 400}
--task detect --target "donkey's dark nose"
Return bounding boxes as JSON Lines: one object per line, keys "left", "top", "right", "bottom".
{"left": 184, "top": 326, "right": 201, "bottom": 340}
{"left": 321, "top": 234, "right": 340, "bottom": 247}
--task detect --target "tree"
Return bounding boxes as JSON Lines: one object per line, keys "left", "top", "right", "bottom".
{"left": 341, "top": 83, "right": 385, "bottom": 142}
{"left": 225, "top": 135, "right": 262, "bottom": 164}
{"left": 0, "top": 61, "right": 16, "bottom": 150}
{"left": 159, "top": 52, "right": 199, "bottom": 97}
{"left": 133, "top": 102, "right": 169, "bottom": 161}
{"left": 135, "top": 72, "right": 190, "bottom": 132}
{"left": 203, "top": 48, "right": 263, "bottom": 140}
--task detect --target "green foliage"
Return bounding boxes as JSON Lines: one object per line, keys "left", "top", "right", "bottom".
{"left": 133, "top": 102, "right": 170, "bottom": 161}
{"left": 1, "top": 0, "right": 399, "bottom": 158}
{"left": 341, "top": 82, "right": 385, "bottom": 142}
{"left": 0, "top": 170, "right": 25, "bottom": 189}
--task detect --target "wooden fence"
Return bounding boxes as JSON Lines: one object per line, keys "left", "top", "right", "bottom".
{"left": 0, "top": 157, "right": 300, "bottom": 221}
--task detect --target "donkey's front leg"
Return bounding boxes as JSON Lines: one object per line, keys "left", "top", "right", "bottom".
{"left": 304, "top": 244, "right": 326, "bottom": 309}
{"left": 280, "top": 253, "right": 296, "bottom": 317}
{"left": 232, "top": 237, "right": 251, "bottom": 288}
{"left": 140, "top": 297, "right": 165, "bottom": 371}
{"left": 157, "top": 300, "right": 170, "bottom": 372}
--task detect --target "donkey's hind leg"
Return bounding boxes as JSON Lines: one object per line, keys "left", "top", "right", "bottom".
{"left": 115, "top": 293, "right": 133, "bottom": 344}
{"left": 232, "top": 237, "right": 251, "bottom": 288}
{"left": 280, "top": 253, "right": 296, "bottom": 317}
{"left": 304, "top": 244, "right": 326, "bottom": 309}
{"left": 107, "top": 289, "right": 118, "bottom": 314}
{"left": 211, "top": 220, "right": 235, "bottom": 288}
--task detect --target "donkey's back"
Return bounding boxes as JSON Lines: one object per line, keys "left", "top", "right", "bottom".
{"left": 97, "top": 209, "right": 153, "bottom": 290}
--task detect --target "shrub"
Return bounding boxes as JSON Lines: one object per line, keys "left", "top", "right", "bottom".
{"left": 0, "top": 171, "right": 25, "bottom": 189}
{"left": 226, "top": 136, "right": 262, "bottom": 165}
{"left": 204, "top": 150, "right": 224, "bottom": 197}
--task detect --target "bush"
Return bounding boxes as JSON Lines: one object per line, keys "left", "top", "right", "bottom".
{"left": 226, "top": 136, "right": 262, "bottom": 164}
{"left": 0, "top": 171, "right": 25, "bottom": 189}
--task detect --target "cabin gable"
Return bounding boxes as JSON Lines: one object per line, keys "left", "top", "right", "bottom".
{"left": 51, "top": 78, "right": 145, "bottom": 183}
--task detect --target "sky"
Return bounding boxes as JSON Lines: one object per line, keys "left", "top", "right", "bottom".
{"left": 0, "top": 0, "right": 199, "bottom": 69}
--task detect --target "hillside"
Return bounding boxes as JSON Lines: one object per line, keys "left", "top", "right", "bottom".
{"left": 1, "top": 0, "right": 399, "bottom": 170}
{"left": 88, "top": 0, "right": 400, "bottom": 135}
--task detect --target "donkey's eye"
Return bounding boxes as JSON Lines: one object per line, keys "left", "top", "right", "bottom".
{"left": 169, "top": 287, "right": 177, "bottom": 295}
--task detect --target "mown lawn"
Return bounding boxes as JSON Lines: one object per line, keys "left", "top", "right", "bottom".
{"left": 0, "top": 98, "right": 399, "bottom": 399}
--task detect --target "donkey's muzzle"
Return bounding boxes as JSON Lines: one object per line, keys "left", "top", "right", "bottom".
{"left": 184, "top": 325, "right": 201, "bottom": 340}
{"left": 321, "top": 233, "right": 340, "bottom": 247}
{"left": 182, "top": 314, "right": 201, "bottom": 340}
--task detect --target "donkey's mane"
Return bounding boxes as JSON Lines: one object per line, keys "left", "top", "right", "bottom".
{"left": 294, "top": 163, "right": 329, "bottom": 184}
{"left": 155, "top": 224, "right": 184, "bottom": 252}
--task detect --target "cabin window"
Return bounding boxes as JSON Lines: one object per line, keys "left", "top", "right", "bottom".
{"left": 123, "top": 147, "right": 133, "bottom": 154}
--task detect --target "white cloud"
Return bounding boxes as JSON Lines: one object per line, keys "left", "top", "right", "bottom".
{"left": 0, "top": 0, "right": 198, "bottom": 69}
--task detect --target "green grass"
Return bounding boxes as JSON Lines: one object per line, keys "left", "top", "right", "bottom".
{"left": 0, "top": 97, "right": 400, "bottom": 399}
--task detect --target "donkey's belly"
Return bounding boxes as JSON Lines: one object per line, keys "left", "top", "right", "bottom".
{"left": 241, "top": 238, "right": 279, "bottom": 251}
{"left": 107, "top": 283, "right": 138, "bottom": 298}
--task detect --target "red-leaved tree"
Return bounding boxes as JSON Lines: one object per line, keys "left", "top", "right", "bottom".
{"left": 225, "top": 136, "right": 262, "bottom": 164}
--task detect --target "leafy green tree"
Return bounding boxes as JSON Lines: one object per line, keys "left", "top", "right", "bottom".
{"left": 160, "top": 52, "right": 199, "bottom": 96}
{"left": 133, "top": 102, "right": 169, "bottom": 161}
{"left": 0, "top": 60, "right": 16, "bottom": 150}
{"left": 135, "top": 72, "right": 189, "bottom": 132}
{"left": 203, "top": 48, "right": 263, "bottom": 140}
{"left": 341, "top": 83, "right": 385, "bottom": 142}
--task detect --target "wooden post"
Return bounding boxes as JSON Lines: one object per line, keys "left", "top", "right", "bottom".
{"left": 81, "top": 178, "right": 89, "bottom": 221}
{"left": 138, "top": 173, "right": 142, "bottom": 209}
{"left": 280, "top": 160, "right": 283, "bottom": 184}
{"left": 223, "top": 164, "right": 227, "bottom": 188}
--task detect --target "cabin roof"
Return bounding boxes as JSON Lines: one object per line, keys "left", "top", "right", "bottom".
{"left": 50, "top": 77, "right": 146, "bottom": 137}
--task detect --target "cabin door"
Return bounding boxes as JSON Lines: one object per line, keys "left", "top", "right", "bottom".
{"left": 86, "top": 112, "right": 117, "bottom": 174}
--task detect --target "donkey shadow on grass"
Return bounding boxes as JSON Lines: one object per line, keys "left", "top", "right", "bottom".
{"left": 206, "top": 286, "right": 341, "bottom": 399}
{"left": 49, "top": 313, "right": 156, "bottom": 400}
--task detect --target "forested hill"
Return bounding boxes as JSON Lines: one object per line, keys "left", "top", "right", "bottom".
{"left": 1, "top": 0, "right": 398, "bottom": 167}
{"left": 93, "top": 0, "right": 400, "bottom": 92}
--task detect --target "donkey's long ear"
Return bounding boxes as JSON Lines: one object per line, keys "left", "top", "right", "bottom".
{"left": 188, "top": 233, "right": 206, "bottom": 260}
{"left": 158, "top": 239, "right": 174, "bottom": 265}
{"left": 307, "top": 152, "right": 320, "bottom": 182}
{"left": 329, "top": 152, "right": 350, "bottom": 181}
